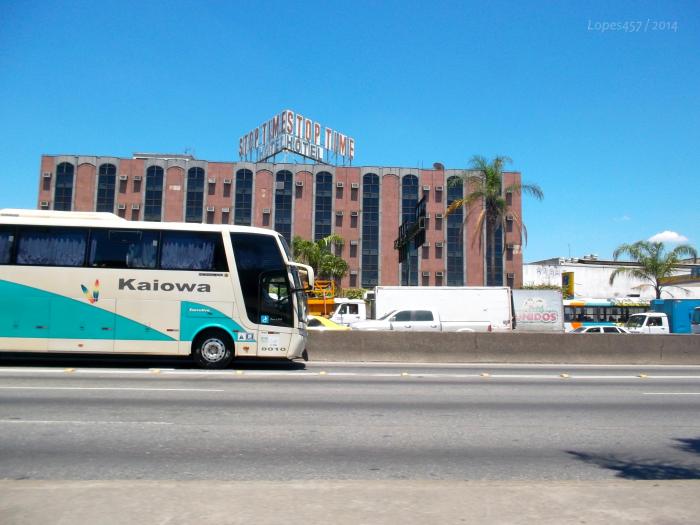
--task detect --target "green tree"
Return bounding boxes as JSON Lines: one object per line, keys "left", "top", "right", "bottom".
{"left": 445, "top": 155, "right": 543, "bottom": 286}
{"left": 609, "top": 241, "right": 698, "bottom": 299}
{"left": 292, "top": 234, "right": 349, "bottom": 283}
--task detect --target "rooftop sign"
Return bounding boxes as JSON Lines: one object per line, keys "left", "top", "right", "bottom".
{"left": 238, "top": 109, "right": 355, "bottom": 165}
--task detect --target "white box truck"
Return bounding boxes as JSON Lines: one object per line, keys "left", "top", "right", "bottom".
{"left": 512, "top": 289, "right": 564, "bottom": 332}
{"left": 348, "top": 286, "right": 513, "bottom": 332}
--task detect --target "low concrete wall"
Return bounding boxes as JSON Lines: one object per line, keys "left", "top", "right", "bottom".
{"left": 306, "top": 332, "right": 700, "bottom": 364}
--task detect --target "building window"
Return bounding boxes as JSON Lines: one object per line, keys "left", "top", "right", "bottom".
{"left": 234, "top": 169, "right": 253, "bottom": 226}
{"left": 185, "top": 167, "right": 204, "bottom": 223}
{"left": 401, "top": 174, "right": 418, "bottom": 286}
{"left": 144, "top": 166, "right": 164, "bottom": 221}
{"left": 487, "top": 226, "right": 504, "bottom": 286}
{"left": 96, "top": 164, "right": 116, "bottom": 212}
{"left": 314, "top": 172, "right": 333, "bottom": 241}
{"left": 274, "top": 170, "right": 293, "bottom": 244}
{"left": 446, "top": 175, "right": 464, "bottom": 286}
{"left": 361, "top": 173, "right": 379, "bottom": 287}
{"left": 54, "top": 162, "right": 74, "bottom": 211}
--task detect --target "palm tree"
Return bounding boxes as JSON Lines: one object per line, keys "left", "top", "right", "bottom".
{"left": 292, "top": 234, "right": 349, "bottom": 283}
{"left": 609, "top": 241, "right": 698, "bottom": 299}
{"left": 445, "top": 155, "right": 543, "bottom": 286}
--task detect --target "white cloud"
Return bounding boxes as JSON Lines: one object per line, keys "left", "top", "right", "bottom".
{"left": 614, "top": 215, "right": 631, "bottom": 222}
{"left": 648, "top": 231, "right": 689, "bottom": 243}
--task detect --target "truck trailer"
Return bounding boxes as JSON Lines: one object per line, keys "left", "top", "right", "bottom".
{"left": 625, "top": 298, "right": 700, "bottom": 334}
{"left": 346, "top": 286, "right": 513, "bottom": 332}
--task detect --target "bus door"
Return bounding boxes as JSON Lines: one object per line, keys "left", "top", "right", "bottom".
{"left": 256, "top": 270, "right": 294, "bottom": 358}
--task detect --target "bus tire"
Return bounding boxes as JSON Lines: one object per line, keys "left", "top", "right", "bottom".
{"left": 192, "top": 329, "right": 234, "bottom": 369}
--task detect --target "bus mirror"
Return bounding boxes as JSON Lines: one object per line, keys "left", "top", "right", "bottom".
{"left": 290, "top": 263, "right": 314, "bottom": 291}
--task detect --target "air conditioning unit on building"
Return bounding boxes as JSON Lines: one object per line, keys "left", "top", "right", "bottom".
{"left": 423, "top": 242, "right": 431, "bottom": 247}
{"left": 506, "top": 243, "right": 514, "bottom": 250}
{"left": 221, "top": 207, "right": 230, "bottom": 213}
{"left": 42, "top": 172, "right": 52, "bottom": 179}
{"left": 435, "top": 241, "right": 444, "bottom": 248}
{"left": 131, "top": 204, "right": 140, "bottom": 210}
{"left": 207, "top": 178, "right": 216, "bottom": 184}
{"left": 295, "top": 180, "right": 304, "bottom": 187}
{"left": 349, "top": 240, "right": 359, "bottom": 246}
{"left": 423, "top": 185, "right": 430, "bottom": 191}
{"left": 350, "top": 211, "right": 359, "bottom": 217}
{"left": 39, "top": 201, "right": 49, "bottom": 208}
{"left": 336, "top": 211, "right": 344, "bottom": 216}
{"left": 262, "top": 208, "right": 271, "bottom": 214}
{"left": 350, "top": 182, "right": 360, "bottom": 189}
{"left": 424, "top": 213, "right": 430, "bottom": 219}
{"left": 119, "top": 175, "right": 128, "bottom": 181}
{"left": 275, "top": 181, "right": 285, "bottom": 190}
{"left": 435, "top": 213, "right": 444, "bottom": 219}
{"left": 422, "top": 271, "right": 430, "bottom": 277}
{"left": 133, "top": 175, "right": 142, "bottom": 181}
{"left": 223, "top": 179, "right": 232, "bottom": 184}
{"left": 336, "top": 181, "right": 344, "bottom": 188}
{"left": 435, "top": 271, "right": 444, "bottom": 277}
{"left": 506, "top": 215, "right": 514, "bottom": 222}
{"left": 206, "top": 206, "right": 215, "bottom": 212}
{"left": 350, "top": 270, "right": 358, "bottom": 275}
{"left": 435, "top": 185, "right": 444, "bottom": 191}
{"left": 117, "top": 203, "right": 126, "bottom": 210}
{"left": 506, "top": 272, "right": 515, "bottom": 279}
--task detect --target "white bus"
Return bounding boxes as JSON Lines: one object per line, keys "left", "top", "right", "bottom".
{"left": 0, "top": 209, "right": 313, "bottom": 368}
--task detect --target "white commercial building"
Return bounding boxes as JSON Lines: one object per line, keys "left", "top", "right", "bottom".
{"left": 524, "top": 256, "right": 700, "bottom": 300}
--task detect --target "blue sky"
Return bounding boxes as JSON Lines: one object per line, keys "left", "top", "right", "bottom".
{"left": 1, "top": 0, "right": 697, "bottom": 262}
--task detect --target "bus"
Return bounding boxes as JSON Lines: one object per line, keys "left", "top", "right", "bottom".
{"left": 0, "top": 209, "right": 314, "bottom": 368}
{"left": 563, "top": 298, "right": 649, "bottom": 332}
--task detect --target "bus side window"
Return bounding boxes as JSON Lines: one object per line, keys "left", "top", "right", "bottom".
{"left": 0, "top": 227, "right": 15, "bottom": 264}
{"left": 16, "top": 227, "right": 87, "bottom": 267}
{"left": 89, "top": 229, "right": 158, "bottom": 269}
{"left": 161, "top": 231, "right": 228, "bottom": 271}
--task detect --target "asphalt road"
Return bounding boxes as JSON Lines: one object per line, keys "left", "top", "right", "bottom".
{"left": 1, "top": 360, "right": 699, "bottom": 481}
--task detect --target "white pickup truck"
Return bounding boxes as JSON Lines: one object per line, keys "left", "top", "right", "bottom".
{"left": 350, "top": 308, "right": 493, "bottom": 332}
{"left": 625, "top": 312, "right": 670, "bottom": 334}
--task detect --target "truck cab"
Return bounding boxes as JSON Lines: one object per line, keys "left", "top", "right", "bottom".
{"left": 625, "top": 313, "right": 669, "bottom": 334}
{"left": 692, "top": 307, "right": 700, "bottom": 335}
{"left": 330, "top": 299, "right": 367, "bottom": 326}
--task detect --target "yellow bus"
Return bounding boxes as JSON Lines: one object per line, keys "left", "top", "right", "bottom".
{"left": 0, "top": 209, "right": 313, "bottom": 368}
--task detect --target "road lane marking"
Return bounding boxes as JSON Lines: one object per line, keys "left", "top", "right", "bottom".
{"left": 643, "top": 392, "right": 700, "bottom": 395}
{"left": 0, "top": 419, "right": 173, "bottom": 425}
{"left": 0, "top": 386, "right": 224, "bottom": 392}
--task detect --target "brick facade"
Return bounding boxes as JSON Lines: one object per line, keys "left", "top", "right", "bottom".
{"left": 37, "top": 153, "right": 525, "bottom": 288}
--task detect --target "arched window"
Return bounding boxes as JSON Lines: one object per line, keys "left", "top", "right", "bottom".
{"left": 234, "top": 169, "right": 253, "bottom": 226}
{"left": 401, "top": 174, "right": 419, "bottom": 286}
{"left": 144, "top": 166, "right": 164, "bottom": 221}
{"left": 96, "top": 164, "right": 116, "bottom": 212}
{"left": 446, "top": 176, "right": 464, "bottom": 286}
{"left": 185, "top": 167, "right": 205, "bottom": 222}
{"left": 54, "top": 162, "right": 74, "bottom": 211}
{"left": 314, "top": 171, "right": 333, "bottom": 241}
{"left": 274, "top": 170, "right": 293, "bottom": 243}
{"left": 361, "top": 173, "right": 379, "bottom": 288}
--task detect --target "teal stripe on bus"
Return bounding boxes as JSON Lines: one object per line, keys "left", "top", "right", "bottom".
{"left": 0, "top": 280, "right": 174, "bottom": 341}
{"left": 180, "top": 302, "right": 250, "bottom": 343}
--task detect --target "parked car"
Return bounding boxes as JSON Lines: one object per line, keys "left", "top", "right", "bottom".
{"left": 307, "top": 315, "right": 350, "bottom": 331}
{"left": 569, "top": 326, "right": 630, "bottom": 334}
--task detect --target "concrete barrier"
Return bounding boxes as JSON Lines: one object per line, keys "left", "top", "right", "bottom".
{"left": 306, "top": 332, "right": 700, "bottom": 364}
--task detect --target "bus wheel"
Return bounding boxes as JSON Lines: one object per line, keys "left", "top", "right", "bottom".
{"left": 192, "top": 330, "right": 234, "bottom": 369}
